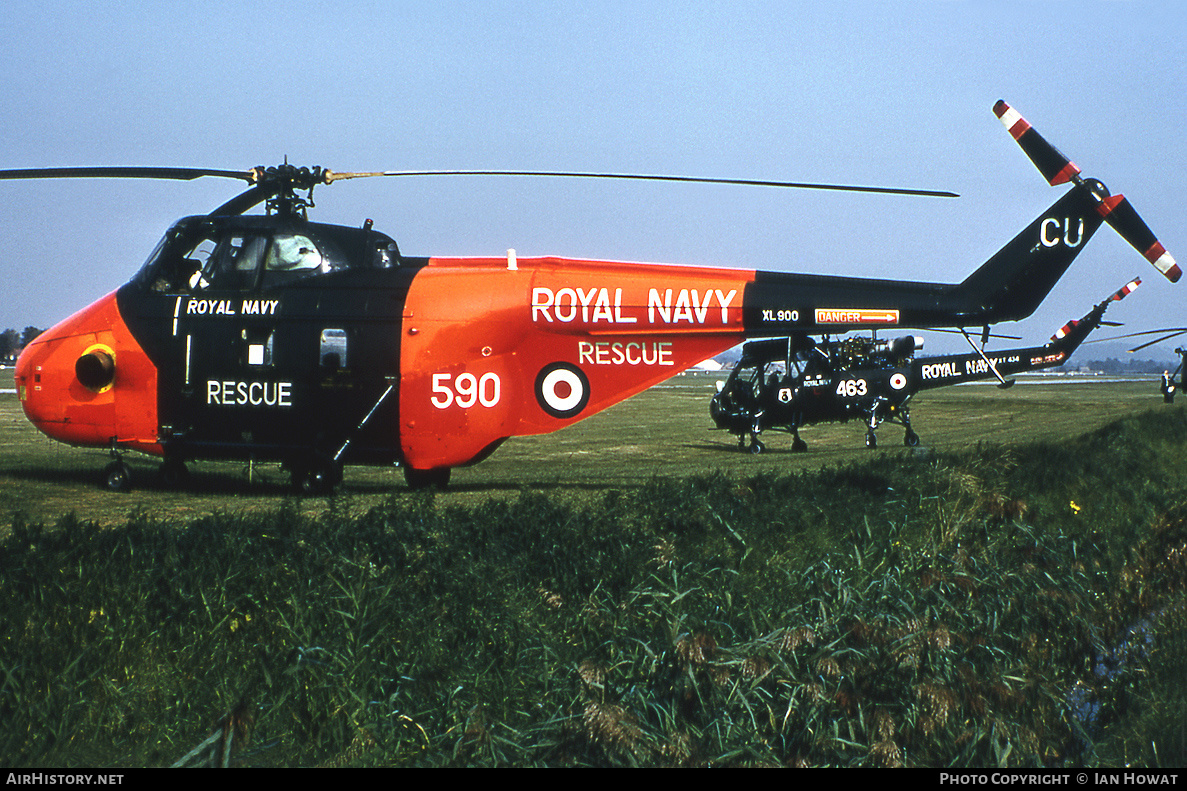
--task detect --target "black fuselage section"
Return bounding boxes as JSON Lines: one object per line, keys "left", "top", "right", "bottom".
{"left": 117, "top": 214, "right": 425, "bottom": 467}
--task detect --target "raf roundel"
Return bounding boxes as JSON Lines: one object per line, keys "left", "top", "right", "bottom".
{"left": 535, "top": 363, "right": 590, "bottom": 419}
{"left": 890, "top": 373, "right": 908, "bottom": 390}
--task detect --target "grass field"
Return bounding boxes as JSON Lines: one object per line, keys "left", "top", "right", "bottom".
{"left": 0, "top": 367, "right": 1170, "bottom": 528}
{"left": 4, "top": 367, "right": 1186, "bottom": 767}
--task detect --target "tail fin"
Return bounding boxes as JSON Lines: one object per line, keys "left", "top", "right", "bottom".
{"left": 952, "top": 186, "right": 1107, "bottom": 322}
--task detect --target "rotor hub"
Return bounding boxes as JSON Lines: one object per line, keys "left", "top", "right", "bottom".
{"left": 1082, "top": 177, "right": 1110, "bottom": 201}
{"left": 251, "top": 164, "right": 329, "bottom": 217}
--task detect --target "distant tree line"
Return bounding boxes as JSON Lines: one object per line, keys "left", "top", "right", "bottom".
{"left": 0, "top": 327, "right": 42, "bottom": 363}
{"left": 1074, "top": 356, "right": 1176, "bottom": 375}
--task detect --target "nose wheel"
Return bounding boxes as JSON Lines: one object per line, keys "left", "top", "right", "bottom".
{"left": 103, "top": 459, "right": 131, "bottom": 492}
{"left": 740, "top": 413, "right": 767, "bottom": 453}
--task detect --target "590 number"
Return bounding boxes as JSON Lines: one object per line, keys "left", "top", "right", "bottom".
{"left": 432, "top": 372, "right": 501, "bottom": 409}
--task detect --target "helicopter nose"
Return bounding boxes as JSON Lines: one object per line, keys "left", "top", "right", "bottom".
{"left": 17, "top": 304, "right": 119, "bottom": 447}
{"left": 15, "top": 290, "right": 159, "bottom": 452}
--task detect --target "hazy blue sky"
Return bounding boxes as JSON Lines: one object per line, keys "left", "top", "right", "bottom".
{"left": 2, "top": 1, "right": 1183, "bottom": 355}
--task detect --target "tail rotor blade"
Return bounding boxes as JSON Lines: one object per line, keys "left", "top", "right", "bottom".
{"left": 1109, "top": 276, "right": 1143, "bottom": 303}
{"left": 995, "top": 100, "right": 1179, "bottom": 283}
{"left": 993, "top": 100, "right": 1081, "bottom": 186}
{"left": 1096, "top": 194, "right": 1181, "bottom": 282}
{"left": 1050, "top": 277, "right": 1141, "bottom": 342}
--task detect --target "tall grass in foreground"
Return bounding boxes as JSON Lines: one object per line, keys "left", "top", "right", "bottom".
{"left": 3, "top": 407, "right": 1187, "bottom": 767}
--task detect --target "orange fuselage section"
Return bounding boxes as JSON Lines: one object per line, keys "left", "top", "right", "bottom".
{"left": 397, "top": 255, "right": 753, "bottom": 470}
{"left": 16, "top": 291, "right": 161, "bottom": 455}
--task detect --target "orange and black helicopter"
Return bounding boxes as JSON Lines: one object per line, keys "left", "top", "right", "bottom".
{"left": 709, "top": 277, "right": 1140, "bottom": 451}
{"left": 7, "top": 101, "right": 1179, "bottom": 491}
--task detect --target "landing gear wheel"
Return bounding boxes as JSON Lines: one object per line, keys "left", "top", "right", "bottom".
{"left": 298, "top": 457, "right": 343, "bottom": 495}
{"left": 865, "top": 432, "right": 878, "bottom": 449}
{"left": 159, "top": 458, "right": 189, "bottom": 487}
{"left": 791, "top": 434, "right": 807, "bottom": 453}
{"left": 404, "top": 467, "right": 452, "bottom": 490}
{"left": 904, "top": 430, "right": 920, "bottom": 447}
{"left": 103, "top": 460, "right": 131, "bottom": 492}
{"left": 748, "top": 439, "right": 765, "bottom": 455}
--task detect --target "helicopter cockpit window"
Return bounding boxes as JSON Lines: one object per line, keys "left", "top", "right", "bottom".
{"left": 141, "top": 233, "right": 219, "bottom": 294}
{"left": 260, "top": 233, "right": 346, "bottom": 286}
{"left": 798, "top": 347, "right": 831, "bottom": 376}
{"left": 190, "top": 235, "right": 266, "bottom": 292}
{"left": 268, "top": 234, "right": 322, "bottom": 272}
{"left": 374, "top": 242, "right": 400, "bottom": 268}
{"left": 181, "top": 238, "right": 218, "bottom": 290}
{"left": 757, "top": 361, "right": 793, "bottom": 400}
{"left": 732, "top": 364, "right": 762, "bottom": 403}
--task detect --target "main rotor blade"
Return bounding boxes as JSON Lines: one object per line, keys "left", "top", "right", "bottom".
{"left": 1090, "top": 327, "right": 1187, "bottom": 342}
{"left": 919, "top": 327, "right": 1022, "bottom": 340}
{"left": 1086, "top": 326, "right": 1187, "bottom": 352}
{"left": 1129, "top": 330, "right": 1187, "bottom": 352}
{"left": 323, "top": 169, "right": 959, "bottom": 198}
{"left": 0, "top": 166, "right": 256, "bottom": 183}
{"left": 0, "top": 164, "right": 959, "bottom": 197}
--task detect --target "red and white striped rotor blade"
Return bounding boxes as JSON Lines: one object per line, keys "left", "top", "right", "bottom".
{"left": 1051, "top": 277, "right": 1140, "bottom": 342}
{"left": 995, "top": 100, "right": 1178, "bottom": 283}
{"left": 993, "top": 100, "right": 1082, "bottom": 186}
{"left": 1110, "top": 276, "right": 1142, "bottom": 302}
{"left": 1096, "top": 194, "right": 1181, "bottom": 282}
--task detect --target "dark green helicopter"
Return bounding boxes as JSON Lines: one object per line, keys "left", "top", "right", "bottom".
{"left": 710, "top": 278, "right": 1140, "bottom": 451}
